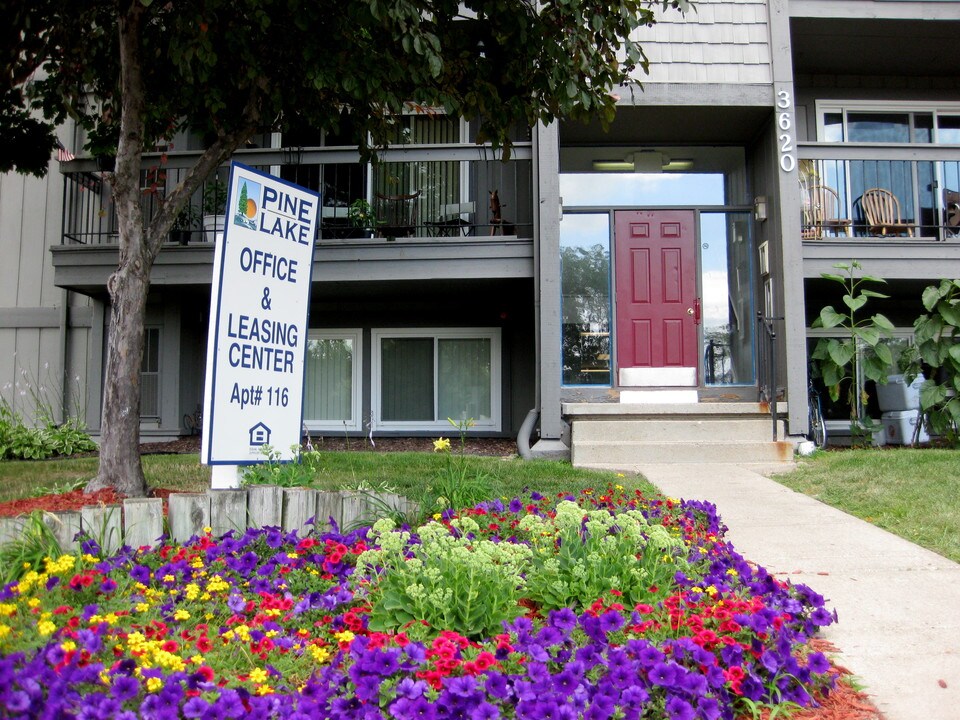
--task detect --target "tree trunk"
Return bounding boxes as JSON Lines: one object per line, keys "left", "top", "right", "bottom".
{"left": 87, "top": 2, "right": 150, "bottom": 497}
{"left": 88, "top": 261, "right": 151, "bottom": 497}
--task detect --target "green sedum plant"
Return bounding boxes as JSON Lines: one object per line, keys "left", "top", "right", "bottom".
{"left": 358, "top": 515, "right": 530, "bottom": 639}
{"left": 521, "top": 500, "right": 687, "bottom": 612}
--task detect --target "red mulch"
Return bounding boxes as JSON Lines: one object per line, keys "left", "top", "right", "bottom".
{"left": 0, "top": 487, "right": 177, "bottom": 518}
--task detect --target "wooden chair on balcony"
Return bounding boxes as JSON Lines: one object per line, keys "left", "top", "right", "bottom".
{"left": 945, "top": 189, "right": 960, "bottom": 237}
{"left": 802, "top": 184, "right": 853, "bottom": 238}
{"left": 860, "top": 187, "right": 914, "bottom": 237}
{"left": 374, "top": 190, "right": 421, "bottom": 238}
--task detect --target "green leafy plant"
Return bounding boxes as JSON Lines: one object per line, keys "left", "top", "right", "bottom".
{"left": 425, "top": 418, "right": 495, "bottom": 517}
{"left": 899, "top": 279, "right": 960, "bottom": 444}
{"left": 347, "top": 198, "right": 377, "bottom": 229}
{"left": 521, "top": 500, "right": 687, "bottom": 612}
{"left": 0, "top": 511, "right": 64, "bottom": 584}
{"left": 241, "top": 444, "right": 324, "bottom": 487}
{"left": 810, "top": 261, "right": 894, "bottom": 443}
{"left": 0, "top": 401, "right": 96, "bottom": 461}
{"left": 203, "top": 178, "right": 228, "bottom": 216}
{"left": 358, "top": 515, "right": 530, "bottom": 639}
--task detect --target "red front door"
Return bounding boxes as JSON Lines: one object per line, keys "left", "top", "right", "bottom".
{"left": 614, "top": 210, "right": 698, "bottom": 380}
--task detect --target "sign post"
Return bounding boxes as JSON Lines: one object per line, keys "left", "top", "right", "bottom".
{"left": 201, "top": 162, "right": 318, "bottom": 487}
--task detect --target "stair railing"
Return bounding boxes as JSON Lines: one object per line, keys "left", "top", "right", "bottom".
{"left": 756, "top": 313, "right": 783, "bottom": 441}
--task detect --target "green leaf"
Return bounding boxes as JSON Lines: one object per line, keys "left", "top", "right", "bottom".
{"left": 948, "top": 344, "right": 960, "bottom": 365}
{"left": 860, "top": 274, "right": 886, "bottom": 284}
{"left": 853, "top": 326, "right": 881, "bottom": 347}
{"left": 818, "top": 307, "right": 846, "bottom": 329}
{"left": 859, "top": 289, "right": 889, "bottom": 299}
{"left": 842, "top": 294, "right": 867, "bottom": 312}
{"left": 922, "top": 285, "right": 942, "bottom": 311}
{"left": 828, "top": 340, "right": 855, "bottom": 368}
{"left": 938, "top": 303, "right": 960, "bottom": 328}
{"left": 871, "top": 313, "right": 895, "bottom": 332}
{"left": 920, "top": 383, "right": 947, "bottom": 411}
{"left": 874, "top": 342, "right": 893, "bottom": 367}
{"left": 820, "top": 273, "right": 846, "bottom": 284}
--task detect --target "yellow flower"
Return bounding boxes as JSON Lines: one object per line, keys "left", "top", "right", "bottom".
{"left": 26, "top": 598, "right": 40, "bottom": 609}
{"left": 146, "top": 677, "right": 163, "bottom": 692}
{"left": 433, "top": 437, "right": 451, "bottom": 452}
{"left": 190, "top": 654, "right": 204, "bottom": 665}
{"left": 248, "top": 667, "right": 268, "bottom": 684}
{"left": 162, "top": 574, "right": 175, "bottom": 583}
{"left": 333, "top": 630, "right": 355, "bottom": 644}
{"left": 174, "top": 609, "right": 191, "bottom": 621}
{"left": 37, "top": 620, "right": 56, "bottom": 636}
{"left": 310, "top": 645, "right": 331, "bottom": 663}
{"left": 255, "top": 684, "right": 274, "bottom": 696}
{"left": 0, "top": 624, "right": 12, "bottom": 640}
{"left": 60, "top": 641, "right": 77, "bottom": 652}
{"left": 203, "top": 526, "right": 213, "bottom": 534}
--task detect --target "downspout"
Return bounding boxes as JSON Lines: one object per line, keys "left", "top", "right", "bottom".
{"left": 517, "top": 407, "right": 539, "bottom": 459}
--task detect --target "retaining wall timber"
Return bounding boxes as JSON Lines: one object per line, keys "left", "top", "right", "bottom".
{"left": 0, "top": 488, "right": 417, "bottom": 553}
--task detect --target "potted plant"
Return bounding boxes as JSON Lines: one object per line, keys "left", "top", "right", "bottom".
{"left": 170, "top": 204, "right": 201, "bottom": 245}
{"left": 347, "top": 198, "right": 378, "bottom": 239}
{"left": 202, "top": 178, "right": 228, "bottom": 241}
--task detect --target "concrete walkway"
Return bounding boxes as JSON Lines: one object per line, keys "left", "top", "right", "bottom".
{"left": 628, "top": 462, "right": 960, "bottom": 720}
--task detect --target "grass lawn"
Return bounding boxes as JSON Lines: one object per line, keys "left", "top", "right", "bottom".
{"left": 775, "top": 447, "right": 960, "bottom": 563}
{"left": 0, "top": 450, "right": 659, "bottom": 508}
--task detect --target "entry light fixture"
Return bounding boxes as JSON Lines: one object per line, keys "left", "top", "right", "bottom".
{"left": 754, "top": 195, "right": 768, "bottom": 222}
{"left": 592, "top": 160, "right": 635, "bottom": 171}
{"left": 592, "top": 151, "right": 694, "bottom": 173}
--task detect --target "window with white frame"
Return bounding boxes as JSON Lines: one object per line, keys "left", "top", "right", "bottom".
{"left": 372, "top": 329, "right": 501, "bottom": 430}
{"left": 302, "top": 330, "right": 362, "bottom": 432}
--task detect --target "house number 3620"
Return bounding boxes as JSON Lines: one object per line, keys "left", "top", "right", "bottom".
{"left": 776, "top": 89, "right": 796, "bottom": 173}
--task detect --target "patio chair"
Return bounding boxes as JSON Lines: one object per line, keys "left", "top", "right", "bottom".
{"left": 803, "top": 184, "right": 853, "bottom": 238}
{"left": 427, "top": 201, "right": 476, "bottom": 237}
{"left": 860, "top": 187, "right": 914, "bottom": 237}
{"left": 374, "top": 190, "right": 420, "bottom": 238}
{"left": 945, "top": 189, "right": 960, "bottom": 237}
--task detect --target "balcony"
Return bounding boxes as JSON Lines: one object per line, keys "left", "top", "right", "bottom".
{"left": 53, "top": 144, "right": 535, "bottom": 294}
{"left": 798, "top": 143, "right": 960, "bottom": 279}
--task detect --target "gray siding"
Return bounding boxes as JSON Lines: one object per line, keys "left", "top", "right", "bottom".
{"left": 639, "top": 0, "right": 772, "bottom": 85}
{"left": 0, "top": 135, "right": 92, "bottom": 425}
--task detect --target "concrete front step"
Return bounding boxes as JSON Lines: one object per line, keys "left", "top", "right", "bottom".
{"left": 571, "top": 439, "right": 794, "bottom": 465}
{"left": 573, "top": 417, "right": 777, "bottom": 444}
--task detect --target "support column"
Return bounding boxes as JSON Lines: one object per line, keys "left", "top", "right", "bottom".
{"left": 767, "top": 0, "right": 809, "bottom": 436}
{"left": 531, "top": 122, "right": 569, "bottom": 459}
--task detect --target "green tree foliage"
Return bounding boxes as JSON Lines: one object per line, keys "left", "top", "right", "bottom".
{"left": 2, "top": 0, "right": 687, "bottom": 495}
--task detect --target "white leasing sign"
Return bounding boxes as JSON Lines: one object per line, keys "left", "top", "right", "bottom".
{"left": 202, "top": 162, "right": 318, "bottom": 477}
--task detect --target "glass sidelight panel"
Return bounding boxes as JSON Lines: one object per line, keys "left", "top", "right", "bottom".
{"left": 560, "top": 214, "right": 612, "bottom": 385}
{"left": 700, "top": 212, "right": 754, "bottom": 385}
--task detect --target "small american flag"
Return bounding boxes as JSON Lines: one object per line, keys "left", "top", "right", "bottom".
{"left": 55, "top": 139, "right": 75, "bottom": 163}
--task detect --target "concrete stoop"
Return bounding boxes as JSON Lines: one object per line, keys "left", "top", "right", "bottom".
{"left": 563, "top": 402, "right": 793, "bottom": 467}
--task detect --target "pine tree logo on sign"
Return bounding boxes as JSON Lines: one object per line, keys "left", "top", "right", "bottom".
{"left": 234, "top": 178, "right": 261, "bottom": 231}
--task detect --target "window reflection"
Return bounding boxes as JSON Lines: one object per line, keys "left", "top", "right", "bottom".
{"left": 560, "top": 214, "right": 611, "bottom": 386}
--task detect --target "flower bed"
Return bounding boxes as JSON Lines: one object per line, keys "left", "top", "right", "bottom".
{"left": 0, "top": 486, "right": 837, "bottom": 719}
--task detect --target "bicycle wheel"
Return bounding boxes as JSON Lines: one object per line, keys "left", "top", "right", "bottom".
{"left": 809, "top": 397, "right": 827, "bottom": 449}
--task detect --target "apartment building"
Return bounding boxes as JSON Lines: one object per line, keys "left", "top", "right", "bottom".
{"left": 2, "top": 0, "right": 958, "bottom": 463}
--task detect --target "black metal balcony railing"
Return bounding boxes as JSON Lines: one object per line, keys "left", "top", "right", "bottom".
{"left": 798, "top": 144, "right": 960, "bottom": 241}
{"left": 60, "top": 145, "right": 534, "bottom": 246}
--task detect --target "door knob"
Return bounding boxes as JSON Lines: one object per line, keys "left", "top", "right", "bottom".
{"left": 686, "top": 307, "right": 694, "bottom": 315}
